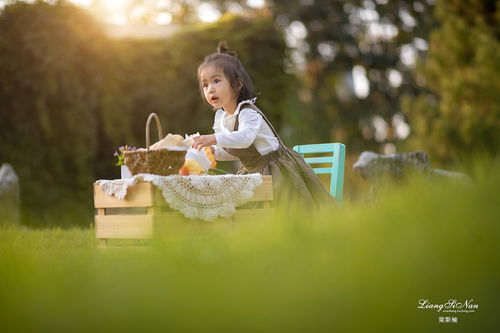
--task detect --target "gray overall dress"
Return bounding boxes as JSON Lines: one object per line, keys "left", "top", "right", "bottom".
{"left": 223, "top": 103, "right": 332, "bottom": 208}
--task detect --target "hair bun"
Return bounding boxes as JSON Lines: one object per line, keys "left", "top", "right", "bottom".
{"left": 217, "top": 41, "right": 237, "bottom": 57}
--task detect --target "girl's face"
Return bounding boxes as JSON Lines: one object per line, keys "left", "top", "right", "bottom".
{"left": 199, "top": 65, "right": 239, "bottom": 114}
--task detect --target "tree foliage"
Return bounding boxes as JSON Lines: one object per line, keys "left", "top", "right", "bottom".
{"left": 402, "top": 0, "right": 500, "bottom": 164}
{"left": 0, "top": 1, "right": 113, "bottom": 225}
{"left": 268, "top": 0, "right": 437, "bottom": 152}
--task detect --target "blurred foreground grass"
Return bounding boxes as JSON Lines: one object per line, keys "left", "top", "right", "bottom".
{"left": 1, "top": 163, "right": 499, "bottom": 332}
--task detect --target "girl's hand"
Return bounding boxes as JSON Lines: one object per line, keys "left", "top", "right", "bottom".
{"left": 192, "top": 134, "right": 216, "bottom": 151}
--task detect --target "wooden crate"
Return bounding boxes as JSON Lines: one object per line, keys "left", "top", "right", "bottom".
{"left": 94, "top": 176, "right": 273, "bottom": 245}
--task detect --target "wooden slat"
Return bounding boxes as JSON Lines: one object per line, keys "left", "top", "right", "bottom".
{"left": 95, "top": 215, "right": 153, "bottom": 239}
{"left": 304, "top": 156, "right": 334, "bottom": 164}
{"left": 154, "top": 208, "right": 273, "bottom": 225}
{"left": 312, "top": 167, "right": 332, "bottom": 174}
{"left": 105, "top": 207, "right": 148, "bottom": 215}
{"left": 293, "top": 143, "right": 336, "bottom": 154}
{"left": 94, "top": 182, "right": 154, "bottom": 208}
{"left": 155, "top": 211, "right": 232, "bottom": 224}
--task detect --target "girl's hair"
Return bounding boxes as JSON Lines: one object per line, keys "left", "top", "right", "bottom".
{"left": 198, "top": 41, "right": 255, "bottom": 105}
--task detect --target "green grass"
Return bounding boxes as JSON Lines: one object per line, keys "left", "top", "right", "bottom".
{"left": 1, "top": 164, "right": 499, "bottom": 332}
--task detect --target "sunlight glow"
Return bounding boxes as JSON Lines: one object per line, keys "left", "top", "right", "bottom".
{"left": 372, "top": 115, "right": 388, "bottom": 142}
{"left": 68, "top": 0, "right": 93, "bottom": 6}
{"left": 130, "top": 6, "right": 147, "bottom": 19}
{"left": 387, "top": 69, "right": 403, "bottom": 88}
{"left": 317, "top": 42, "right": 337, "bottom": 62}
{"left": 288, "top": 20, "right": 308, "bottom": 39}
{"left": 367, "top": 22, "right": 398, "bottom": 42}
{"left": 285, "top": 20, "right": 308, "bottom": 71}
{"left": 227, "top": 2, "right": 244, "bottom": 14}
{"left": 157, "top": 0, "right": 170, "bottom": 10}
{"left": 392, "top": 113, "right": 410, "bottom": 139}
{"left": 399, "top": 9, "right": 416, "bottom": 28}
{"left": 103, "top": 0, "right": 129, "bottom": 12}
{"left": 413, "top": 37, "right": 428, "bottom": 51}
{"left": 156, "top": 12, "right": 172, "bottom": 25}
{"left": 358, "top": 8, "right": 379, "bottom": 22}
{"left": 198, "top": 3, "right": 221, "bottom": 23}
{"left": 247, "top": 0, "right": 265, "bottom": 8}
{"left": 109, "top": 13, "right": 128, "bottom": 25}
{"left": 352, "top": 65, "right": 370, "bottom": 99}
{"left": 400, "top": 44, "right": 417, "bottom": 67}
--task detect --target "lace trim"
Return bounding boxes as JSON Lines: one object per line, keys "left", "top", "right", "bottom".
{"left": 96, "top": 174, "right": 263, "bottom": 221}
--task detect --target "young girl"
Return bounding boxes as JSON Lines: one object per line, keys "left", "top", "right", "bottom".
{"left": 192, "top": 42, "right": 332, "bottom": 208}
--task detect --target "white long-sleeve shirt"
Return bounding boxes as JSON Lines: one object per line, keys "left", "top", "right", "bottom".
{"left": 212, "top": 99, "right": 280, "bottom": 161}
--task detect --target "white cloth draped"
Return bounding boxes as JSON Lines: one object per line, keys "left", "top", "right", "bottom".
{"left": 96, "top": 173, "right": 263, "bottom": 221}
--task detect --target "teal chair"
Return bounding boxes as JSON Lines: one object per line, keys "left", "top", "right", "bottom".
{"left": 293, "top": 143, "right": 346, "bottom": 204}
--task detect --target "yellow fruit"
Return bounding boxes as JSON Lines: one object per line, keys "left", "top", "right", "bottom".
{"left": 182, "top": 159, "right": 204, "bottom": 175}
{"left": 179, "top": 166, "right": 189, "bottom": 176}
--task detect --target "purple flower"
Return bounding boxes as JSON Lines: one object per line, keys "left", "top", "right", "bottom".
{"left": 114, "top": 144, "right": 136, "bottom": 166}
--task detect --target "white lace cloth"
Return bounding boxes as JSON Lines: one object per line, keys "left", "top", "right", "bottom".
{"left": 96, "top": 174, "right": 263, "bottom": 221}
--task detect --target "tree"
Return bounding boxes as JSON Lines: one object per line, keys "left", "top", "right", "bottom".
{"left": 402, "top": 0, "right": 500, "bottom": 164}
{"left": 268, "top": 0, "right": 437, "bottom": 152}
{"left": 0, "top": 1, "right": 117, "bottom": 225}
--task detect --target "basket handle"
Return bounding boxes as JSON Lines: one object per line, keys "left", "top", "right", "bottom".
{"left": 146, "top": 113, "right": 163, "bottom": 151}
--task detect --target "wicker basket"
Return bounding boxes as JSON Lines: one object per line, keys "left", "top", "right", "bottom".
{"left": 124, "top": 113, "right": 186, "bottom": 176}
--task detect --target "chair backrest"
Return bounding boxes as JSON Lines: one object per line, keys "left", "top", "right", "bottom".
{"left": 293, "top": 143, "right": 346, "bottom": 203}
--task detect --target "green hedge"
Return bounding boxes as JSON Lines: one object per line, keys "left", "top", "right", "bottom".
{"left": 0, "top": 2, "right": 292, "bottom": 227}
